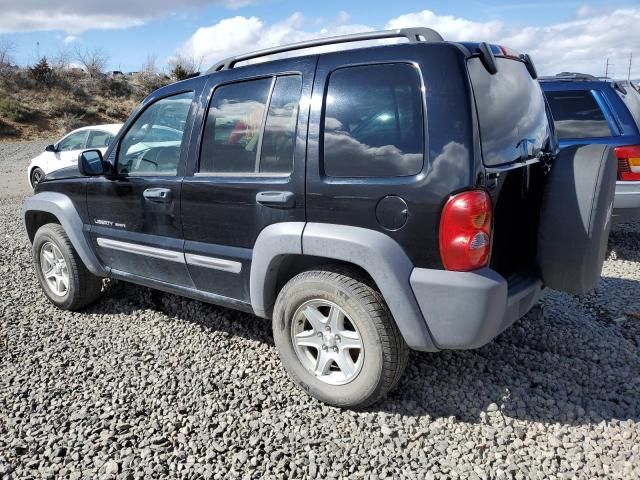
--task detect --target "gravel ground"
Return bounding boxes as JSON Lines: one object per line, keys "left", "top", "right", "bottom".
{"left": 1, "top": 140, "right": 639, "bottom": 479}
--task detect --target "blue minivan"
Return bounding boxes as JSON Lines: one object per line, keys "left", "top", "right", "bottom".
{"left": 541, "top": 73, "right": 640, "bottom": 223}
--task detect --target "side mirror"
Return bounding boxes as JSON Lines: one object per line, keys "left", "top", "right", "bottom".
{"left": 45, "top": 144, "right": 56, "bottom": 152}
{"left": 78, "top": 149, "right": 105, "bottom": 176}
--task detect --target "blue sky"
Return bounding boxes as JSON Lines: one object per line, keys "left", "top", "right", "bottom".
{"left": 1, "top": 0, "right": 638, "bottom": 77}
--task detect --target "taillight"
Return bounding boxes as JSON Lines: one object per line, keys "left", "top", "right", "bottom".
{"left": 615, "top": 145, "right": 640, "bottom": 181}
{"left": 439, "top": 190, "right": 493, "bottom": 271}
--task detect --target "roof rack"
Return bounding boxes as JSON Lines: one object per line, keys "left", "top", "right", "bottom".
{"left": 539, "top": 72, "right": 599, "bottom": 81}
{"left": 205, "top": 27, "right": 443, "bottom": 73}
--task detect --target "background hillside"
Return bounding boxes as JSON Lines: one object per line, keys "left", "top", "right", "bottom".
{"left": 0, "top": 53, "right": 193, "bottom": 141}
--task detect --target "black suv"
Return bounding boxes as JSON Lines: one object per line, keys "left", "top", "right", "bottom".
{"left": 23, "top": 29, "right": 617, "bottom": 407}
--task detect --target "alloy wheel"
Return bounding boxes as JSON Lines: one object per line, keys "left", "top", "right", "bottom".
{"left": 40, "top": 241, "right": 70, "bottom": 297}
{"left": 291, "top": 299, "right": 364, "bottom": 385}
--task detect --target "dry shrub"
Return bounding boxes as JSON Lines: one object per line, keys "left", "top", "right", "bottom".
{"left": 47, "top": 95, "right": 86, "bottom": 117}
{"left": 0, "top": 117, "right": 18, "bottom": 136}
{"left": 56, "top": 112, "right": 86, "bottom": 132}
{"left": 0, "top": 96, "right": 34, "bottom": 122}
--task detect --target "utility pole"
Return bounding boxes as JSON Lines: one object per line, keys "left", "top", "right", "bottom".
{"left": 628, "top": 52, "right": 633, "bottom": 82}
{"left": 605, "top": 58, "right": 614, "bottom": 79}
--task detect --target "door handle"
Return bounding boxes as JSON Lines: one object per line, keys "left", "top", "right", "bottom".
{"left": 143, "top": 188, "right": 172, "bottom": 202}
{"left": 256, "top": 191, "right": 296, "bottom": 209}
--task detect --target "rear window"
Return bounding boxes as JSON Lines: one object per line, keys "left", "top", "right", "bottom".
{"left": 544, "top": 90, "right": 612, "bottom": 139}
{"left": 322, "top": 63, "right": 424, "bottom": 177}
{"left": 468, "top": 58, "right": 551, "bottom": 166}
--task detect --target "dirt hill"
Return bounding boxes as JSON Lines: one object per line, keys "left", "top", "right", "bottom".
{"left": 0, "top": 65, "right": 172, "bottom": 141}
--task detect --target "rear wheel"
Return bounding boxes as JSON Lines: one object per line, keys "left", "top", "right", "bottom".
{"left": 33, "top": 223, "right": 103, "bottom": 310}
{"left": 272, "top": 267, "right": 408, "bottom": 408}
{"left": 30, "top": 167, "right": 44, "bottom": 188}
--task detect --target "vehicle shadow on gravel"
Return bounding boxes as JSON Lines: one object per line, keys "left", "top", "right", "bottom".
{"left": 93, "top": 277, "right": 640, "bottom": 427}
{"left": 380, "top": 279, "right": 640, "bottom": 426}
{"left": 90, "top": 280, "right": 276, "bottom": 346}
{"left": 608, "top": 227, "right": 640, "bottom": 262}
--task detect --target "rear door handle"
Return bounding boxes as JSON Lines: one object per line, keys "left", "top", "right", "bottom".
{"left": 256, "top": 191, "right": 296, "bottom": 209}
{"left": 143, "top": 188, "right": 172, "bottom": 202}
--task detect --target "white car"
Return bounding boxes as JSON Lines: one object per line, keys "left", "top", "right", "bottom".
{"left": 27, "top": 124, "right": 123, "bottom": 188}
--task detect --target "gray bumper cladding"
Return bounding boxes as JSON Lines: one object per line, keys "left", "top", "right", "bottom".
{"left": 410, "top": 267, "right": 543, "bottom": 349}
{"left": 613, "top": 181, "right": 640, "bottom": 223}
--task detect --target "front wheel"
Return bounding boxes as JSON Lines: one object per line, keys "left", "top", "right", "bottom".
{"left": 272, "top": 267, "right": 408, "bottom": 408}
{"left": 30, "top": 167, "right": 45, "bottom": 189}
{"left": 32, "top": 223, "right": 103, "bottom": 310}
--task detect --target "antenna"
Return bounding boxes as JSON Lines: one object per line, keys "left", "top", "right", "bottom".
{"left": 628, "top": 52, "right": 633, "bottom": 82}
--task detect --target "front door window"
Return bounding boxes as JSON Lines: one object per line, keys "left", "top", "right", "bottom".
{"left": 117, "top": 91, "right": 194, "bottom": 176}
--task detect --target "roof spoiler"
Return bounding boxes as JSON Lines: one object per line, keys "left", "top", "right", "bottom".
{"left": 475, "top": 43, "right": 538, "bottom": 79}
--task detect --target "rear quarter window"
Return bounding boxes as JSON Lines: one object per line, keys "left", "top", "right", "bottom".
{"left": 322, "top": 63, "right": 424, "bottom": 177}
{"left": 544, "top": 90, "right": 612, "bottom": 139}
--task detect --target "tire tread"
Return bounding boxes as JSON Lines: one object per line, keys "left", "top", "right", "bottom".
{"left": 274, "top": 264, "right": 408, "bottom": 407}
{"left": 34, "top": 223, "right": 102, "bottom": 310}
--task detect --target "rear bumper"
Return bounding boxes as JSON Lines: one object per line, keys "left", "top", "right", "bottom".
{"left": 613, "top": 181, "right": 640, "bottom": 223}
{"left": 410, "top": 267, "right": 543, "bottom": 350}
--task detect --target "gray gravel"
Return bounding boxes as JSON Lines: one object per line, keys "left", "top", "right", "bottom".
{"left": 1, "top": 140, "right": 640, "bottom": 479}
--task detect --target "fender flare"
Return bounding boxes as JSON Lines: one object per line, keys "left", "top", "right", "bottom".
{"left": 23, "top": 192, "right": 108, "bottom": 277}
{"left": 250, "top": 222, "right": 305, "bottom": 319}
{"left": 250, "top": 222, "right": 437, "bottom": 352}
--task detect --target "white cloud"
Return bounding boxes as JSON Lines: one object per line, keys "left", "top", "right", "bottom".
{"left": 0, "top": 0, "right": 252, "bottom": 34}
{"left": 498, "top": 8, "right": 640, "bottom": 78}
{"left": 179, "top": 7, "right": 640, "bottom": 79}
{"left": 63, "top": 35, "right": 78, "bottom": 45}
{"left": 177, "top": 12, "right": 373, "bottom": 68}
{"left": 385, "top": 10, "right": 504, "bottom": 42}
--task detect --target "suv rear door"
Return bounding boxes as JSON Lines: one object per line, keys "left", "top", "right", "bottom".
{"left": 180, "top": 57, "right": 315, "bottom": 306}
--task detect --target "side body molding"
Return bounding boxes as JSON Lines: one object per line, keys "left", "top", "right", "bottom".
{"left": 250, "top": 222, "right": 305, "bottom": 318}
{"left": 302, "top": 223, "right": 437, "bottom": 352}
{"left": 23, "top": 192, "right": 108, "bottom": 277}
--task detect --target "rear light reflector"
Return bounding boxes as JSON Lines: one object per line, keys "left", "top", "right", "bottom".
{"left": 439, "top": 190, "right": 493, "bottom": 271}
{"left": 615, "top": 145, "right": 640, "bottom": 181}
{"left": 497, "top": 45, "right": 521, "bottom": 59}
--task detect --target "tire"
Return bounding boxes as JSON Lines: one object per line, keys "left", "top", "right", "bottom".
{"left": 30, "top": 167, "right": 45, "bottom": 189}
{"left": 32, "top": 223, "right": 103, "bottom": 310}
{"left": 538, "top": 144, "right": 617, "bottom": 295}
{"left": 272, "top": 266, "right": 409, "bottom": 408}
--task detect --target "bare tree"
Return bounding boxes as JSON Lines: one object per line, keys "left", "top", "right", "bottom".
{"left": 141, "top": 54, "right": 157, "bottom": 76}
{"left": 51, "top": 47, "right": 73, "bottom": 71}
{"left": 75, "top": 46, "right": 109, "bottom": 77}
{"left": 0, "top": 37, "right": 15, "bottom": 70}
{"left": 168, "top": 53, "right": 203, "bottom": 80}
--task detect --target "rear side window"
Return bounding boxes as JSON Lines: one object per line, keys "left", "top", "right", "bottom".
{"left": 199, "top": 75, "right": 302, "bottom": 174}
{"left": 323, "top": 64, "right": 424, "bottom": 177}
{"left": 545, "top": 90, "right": 612, "bottom": 139}
{"left": 86, "top": 130, "right": 114, "bottom": 149}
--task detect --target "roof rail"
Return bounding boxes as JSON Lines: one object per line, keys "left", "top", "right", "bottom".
{"left": 205, "top": 27, "right": 443, "bottom": 73}
{"left": 539, "top": 72, "right": 599, "bottom": 81}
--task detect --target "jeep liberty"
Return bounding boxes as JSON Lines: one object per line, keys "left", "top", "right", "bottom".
{"left": 23, "top": 29, "right": 617, "bottom": 407}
